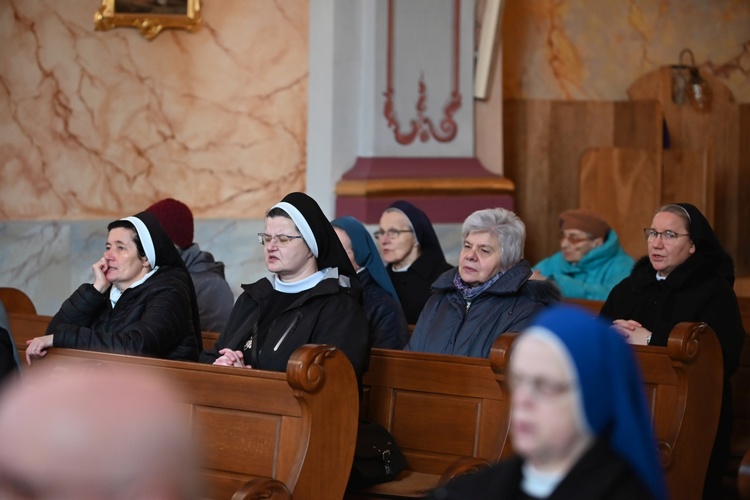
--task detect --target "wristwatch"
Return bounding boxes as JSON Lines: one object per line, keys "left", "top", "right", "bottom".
{"left": 646, "top": 335, "right": 652, "bottom": 345}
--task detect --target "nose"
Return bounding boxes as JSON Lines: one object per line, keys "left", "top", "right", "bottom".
{"left": 464, "top": 247, "right": 477, "bottom": 260}
{"left": 650, "top": 234, "right": 665, "bottom": 249}
{"left": 104, "top": 248, "right": 114, "bottom": 261}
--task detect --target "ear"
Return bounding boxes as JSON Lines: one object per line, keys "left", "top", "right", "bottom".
{"left": 593, "top": 237, "right": 604, "bottom": 247}
{"left": 689, "top": 241, "right": 696, "bottom": 255}
{"left": 141, "top": 256, "right": 152, "bottom": 270}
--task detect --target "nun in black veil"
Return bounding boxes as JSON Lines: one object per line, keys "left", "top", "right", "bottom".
{"left": 200, "top": 192, "right": 370, "bottom": 378}
{"left": 601, "top": 202, "right": 745, "bottom": 498}
{"left": 26, "top": 211, "right": 201, "bottom": 363}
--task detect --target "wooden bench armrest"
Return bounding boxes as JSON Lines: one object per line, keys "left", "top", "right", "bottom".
{"left": 438, "top": 456, "right": 493, "bottom": 486}
{"left": 232, "top": 478, "right": 292, "bottom": 500}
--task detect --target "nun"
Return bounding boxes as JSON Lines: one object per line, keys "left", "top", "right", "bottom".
{"left": 374, "top": 200, "right": 452, "bottom": 324}
{"left": 200, "top": 192, "right": 370, "bottom": 378}
{"left": 425, "top": 305, "right": 667, "bottom": 500}
{"left": 26, "top": 211, "right": 201, "bottom": 363}
{"left": 332, "top": 216, "right": 409, "bottom": 349}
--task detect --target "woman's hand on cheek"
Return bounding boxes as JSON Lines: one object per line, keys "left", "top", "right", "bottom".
{"left": 92, "top": 258, "right": 111, "bottom": 293}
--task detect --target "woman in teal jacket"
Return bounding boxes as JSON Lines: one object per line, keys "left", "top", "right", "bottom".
{"left": 532, "top": 209, "right": 634, "bottom": 301}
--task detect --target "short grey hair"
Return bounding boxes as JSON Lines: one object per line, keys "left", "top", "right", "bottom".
{"left": 462, "top": 208, "right": 525, "bottom": 271}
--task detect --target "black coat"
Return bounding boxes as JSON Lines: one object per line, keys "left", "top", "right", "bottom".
{"left": 359, "top": 269, "right": 409, "bottom": 349}
{"left": 388, "top": 250, "right": 453, "bottom": 324}
{"left": 47, "top": 266, "right": 200, "bottom": 361}
{"left": 199, "top": 275, "right": 370, "bottom": 379}
{"left": 424, "top": 440, "right": 654, "bottom": 500}
{"left": 601, "top": 253, "right": 745, "bottom": 499}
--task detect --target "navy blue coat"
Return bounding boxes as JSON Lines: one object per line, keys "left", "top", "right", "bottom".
{"left": 406, "top": 260, "right": 561, "bottom": 358}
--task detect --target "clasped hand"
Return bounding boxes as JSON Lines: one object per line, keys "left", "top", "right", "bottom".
{"left": 213, "top": 348, "right": 252, "bottom": 368}
{"left": 611, "top": 319, "right": 652, "bottom": 345}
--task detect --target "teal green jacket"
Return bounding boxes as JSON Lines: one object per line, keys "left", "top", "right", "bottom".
{"left": 533, "top": 230, "right": 635, "bottom": 301}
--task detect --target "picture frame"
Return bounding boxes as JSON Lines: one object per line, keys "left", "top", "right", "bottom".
{"left": 94, "top": 0, "right": 202, "bottom": 40}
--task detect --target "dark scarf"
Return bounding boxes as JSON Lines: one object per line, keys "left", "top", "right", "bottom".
{"left": 453, "top": 271, "right": 502, "bottom": 302}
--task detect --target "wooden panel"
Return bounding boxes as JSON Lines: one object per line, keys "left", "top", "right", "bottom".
{"left": 391, "top": 392, "right": 480, "bottom": 457}
{"left": 662, "top": 148, "right": 715, "bottom": 224}
{"left": 579, "top": 147, "right": 662, "bottom": 259}
{"left": 503, "top": 99, "right": 662, "bottom": 265}
{"left": 195, "top": 407, "right": 282, "bottom": 477}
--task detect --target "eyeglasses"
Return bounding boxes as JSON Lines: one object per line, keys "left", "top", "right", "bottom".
{"left": 507, "top": 373, "right": 571, "bottom": 399}
{"left": 559, "top": 232, "right": 593, "bottom": 245}
{"left": 373, "top": 229, "right": 413, "bottom": 240}
{"left": 258, "top": 233, "right": 304, "bottom": 246}
{"left": 643, "top": 228, "right": 690, "bottom": 243}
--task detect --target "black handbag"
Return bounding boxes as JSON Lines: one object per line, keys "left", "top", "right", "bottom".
{"left": 347, "top": 419, "right": 407, "bottom": 491}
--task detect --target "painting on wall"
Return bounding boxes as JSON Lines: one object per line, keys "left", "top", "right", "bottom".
{"left": 94, "top": 0, "right": 201, "bottom": 40}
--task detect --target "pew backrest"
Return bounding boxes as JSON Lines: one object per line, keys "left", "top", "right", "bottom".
{"left": 359, "top": 336, "right": 514, "bottom": 496}
{"left": 22, "top": 344, "right": 359, "bottom": 500}
{"left": 0, "top": 287, "right": 36, "bottom": 314}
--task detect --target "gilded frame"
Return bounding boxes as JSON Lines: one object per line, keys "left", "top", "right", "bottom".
{"left": 94, "top": 0, "right": 201, "bottom": 41}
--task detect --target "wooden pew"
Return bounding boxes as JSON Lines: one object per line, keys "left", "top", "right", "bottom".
{"left": 354, "top": 338, "right": 514, "bottom": 497}
{"left": 357, "top": 322, "right": 722, "bottom": 500}
{"left": 0, "top": 287, "right": 36, "bottom": 314}
{"left": 23, "top": 344, "right": 359, "bottom": 500}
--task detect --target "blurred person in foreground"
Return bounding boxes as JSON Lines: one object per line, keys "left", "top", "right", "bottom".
{"left": 424, "top": 305, "right": 666, "bottom": 500}
{"left": 332, "top": 215, "right": 409, "bottom": 349}
{"left": 531, "top": 208, "right": 634, "bottom": 301}
{"left": 0, "top": 364, "right": 202, "bottom": 499}
{"left": 147, "top": 198, "right": 235, "bottom": 332}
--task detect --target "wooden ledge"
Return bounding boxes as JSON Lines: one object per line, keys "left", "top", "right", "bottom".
{"left": 335, "top": 177, "right": 515, "bottom": 197}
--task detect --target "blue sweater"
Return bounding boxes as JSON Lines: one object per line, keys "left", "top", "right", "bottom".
{"left": 533, "top": 230, "right": 635, "bottom": 301}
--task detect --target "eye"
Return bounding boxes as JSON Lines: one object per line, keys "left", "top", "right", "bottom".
{"left": 463, "top": 242, "right": 472, "bottom": 249}
{"left": 480, "top": 248, "right": 491, "bottom": 254}
{"left": 277, "top": 235, "right": 290, "bottom": 243}
{"left": 648, "top": 229, "right": 658, "bottom": 238}
{"left": 664, "top": 230, "right": 678, "bottom": 240}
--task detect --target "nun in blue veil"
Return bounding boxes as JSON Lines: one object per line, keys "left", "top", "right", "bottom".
{"left": 426, "top": 304, "right": 667, "bottom": 500}
{"left": 332, "top": 216, "right": 409, "bottom": 349}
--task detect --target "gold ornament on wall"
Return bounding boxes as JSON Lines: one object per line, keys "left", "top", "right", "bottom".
{"left": 94, "top": 0, "right": 201, "bottom": 41}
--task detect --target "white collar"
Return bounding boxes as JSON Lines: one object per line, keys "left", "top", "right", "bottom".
{"left": 108, "top": 267, "right": 159, "bottom": 308}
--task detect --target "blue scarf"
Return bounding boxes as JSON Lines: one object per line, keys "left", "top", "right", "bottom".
{"left": 331, "top": 216, "right": 399, "bottom": 302}
{"left": 452, "top": 271, "right": 502, "bottom": 302}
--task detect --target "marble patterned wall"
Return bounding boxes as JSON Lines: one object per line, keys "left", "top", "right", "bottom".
{"left": 502, "top": 0, "right": 750, "bottom": 101}
{"left": 0, "top": 0, "right": 309, "bottom": 220}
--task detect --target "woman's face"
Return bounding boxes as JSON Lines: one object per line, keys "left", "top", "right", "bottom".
{"left": 104, "top": 227, "right": 151, "bottom": 291}
{"left": 263, "top": 216, "right": 316, "bottom": 282}
{"left": 647, "top": 211, "right": 695, "bottom": 277}
{"left": 377, "top": 211, "right": 420, "bottom": 270}
{"left": 509, "top": 337, "right": 591, "bottom": 472}
{"left": 560, "top": 230, "right": 602, "bottom": 264}
{"left": 458, "top": 231, "right": 503, "bottom": 286}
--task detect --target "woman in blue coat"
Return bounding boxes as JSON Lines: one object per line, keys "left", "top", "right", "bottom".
{"left": 532, "top": 208, "right": 634, "bottom": 301}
